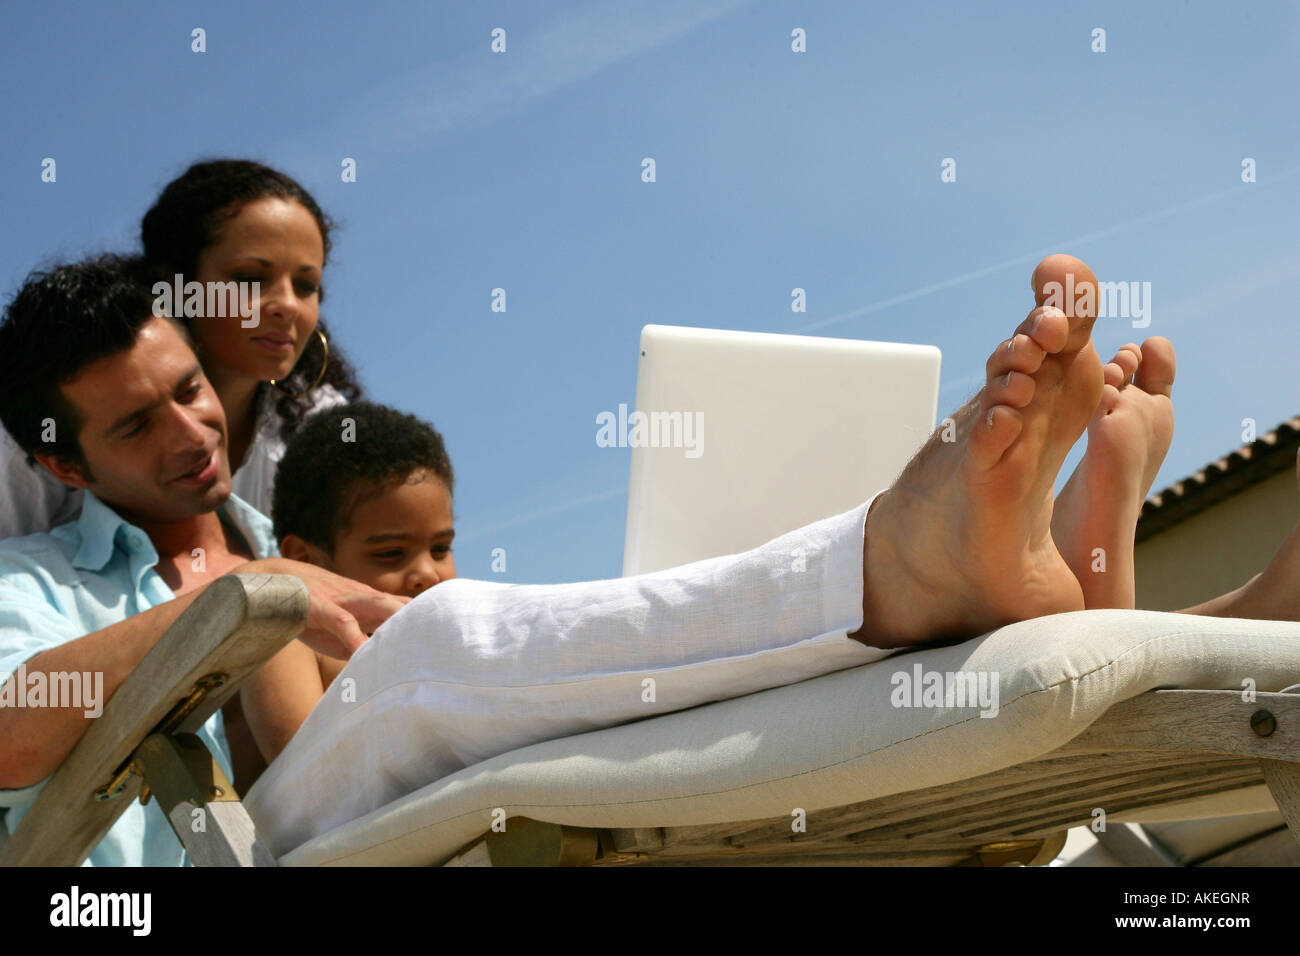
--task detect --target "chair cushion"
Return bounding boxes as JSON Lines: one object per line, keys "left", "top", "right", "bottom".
{"left": 279, "top": 609, "right": 1300, "bottom": 865}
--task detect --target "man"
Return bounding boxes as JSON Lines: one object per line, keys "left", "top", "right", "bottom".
{"left": 0, "top": 256, "right": 406, "bottom": 864}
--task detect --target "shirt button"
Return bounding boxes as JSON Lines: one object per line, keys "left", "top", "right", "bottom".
{"left": 127, "top": 531, "right": 147, "bottom": 549}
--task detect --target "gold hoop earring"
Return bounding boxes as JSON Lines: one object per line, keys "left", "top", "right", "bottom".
{"left": 270, "top": 328, "right": 329, "bottom": 398}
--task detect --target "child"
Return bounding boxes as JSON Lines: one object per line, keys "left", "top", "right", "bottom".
{"left": 240, "top": 402, "right": 457, "bottom": 766}
{"left": 272, "top": 401, "right": 456, "bottom": 601}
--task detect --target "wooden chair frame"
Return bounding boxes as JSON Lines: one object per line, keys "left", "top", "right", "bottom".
{"left": 0, "top": 574, "right": 306, "bottom": 867}
{"left": 448, "top": 690, "right": 1300, "bottom": 866}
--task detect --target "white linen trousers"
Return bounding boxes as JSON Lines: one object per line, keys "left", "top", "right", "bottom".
{"left": 245, "top": 495, "right": 889, "bottom": 855}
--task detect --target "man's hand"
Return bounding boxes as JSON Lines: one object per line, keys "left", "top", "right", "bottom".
{"left": 0, "top": 557, "right": 406, "bottom": 789}
{"left": 238, "top": 558, "right": 410, "bottom": 659}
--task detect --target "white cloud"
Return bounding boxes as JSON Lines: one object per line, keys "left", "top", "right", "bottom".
{"left": 794, "top": 167, "right": 1300, "bottom": 336}
{"left": 318, "top": 0, "right": 754, "bottom": 151}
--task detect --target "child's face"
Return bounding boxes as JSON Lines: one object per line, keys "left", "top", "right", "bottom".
{"left": 326, "top": 473, "right": 456, "bottom": 597}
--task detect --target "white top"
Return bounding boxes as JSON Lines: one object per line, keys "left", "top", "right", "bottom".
{"left": 0, "top": 384, "right": 347, "bottom": 540}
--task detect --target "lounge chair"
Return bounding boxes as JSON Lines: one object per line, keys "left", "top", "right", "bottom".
{"left": 4, "top": 572, "right": 1299, "bottom": 867}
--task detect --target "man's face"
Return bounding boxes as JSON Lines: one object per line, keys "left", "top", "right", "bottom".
{"left": 49, "top": 317, "right": 232, "bottom": 523}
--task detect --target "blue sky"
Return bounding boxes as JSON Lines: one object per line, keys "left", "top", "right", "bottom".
{"left": 2, "top": 1, "right": 1297, "bottom": 584}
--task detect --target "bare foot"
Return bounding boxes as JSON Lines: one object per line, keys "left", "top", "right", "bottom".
{"left": 1239, "top": 450, "right": 1300, "bottom": 619}
{"left": 854, "top": 254, "right": 1104, "bottom": 647}
{"left": 1052, "top": 338, "right": 1176, "bottom": 608}
{"left": 1187, "top": 448, "right": 1300, "bottom": 620}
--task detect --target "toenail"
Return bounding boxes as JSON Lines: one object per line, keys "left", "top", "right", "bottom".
{"left": 1003, "top": 372, "right": 1014, "bottom": 387}
{"left": 986, "top": 408, "right": 996, "bottom": 428}
{"left": 1005, "top": 338, "right": 1015, "bottom": 353}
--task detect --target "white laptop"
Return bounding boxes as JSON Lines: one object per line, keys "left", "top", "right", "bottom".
{"left": 622, "top": 325, "right": 942, "bottom": 576}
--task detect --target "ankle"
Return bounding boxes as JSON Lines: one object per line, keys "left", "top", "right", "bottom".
{"left": 856, "top": 496, "right": 962, "bottom": 648}
{"left": 856, "top": 500, "right": 916, "bottom": 647}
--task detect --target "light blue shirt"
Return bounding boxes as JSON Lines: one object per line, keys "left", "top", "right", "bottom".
{"left": 0, "top": 490, "right": 279, "bottom": 865}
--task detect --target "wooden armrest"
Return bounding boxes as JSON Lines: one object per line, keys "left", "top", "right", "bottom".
{"left": 1057, "top": 689, "right": 1300, "bottom": 760}
{"left": 0, "top": 573, "right": 309, "bottom": 866}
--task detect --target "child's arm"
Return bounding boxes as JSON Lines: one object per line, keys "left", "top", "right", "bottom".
{"left": 317, "top": 652, "right": 347, "bottom": 691}
{"left": 239, "top": 639, "right": 328, "bottom": 764}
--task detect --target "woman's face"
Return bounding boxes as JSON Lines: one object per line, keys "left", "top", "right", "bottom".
{"left": 192, "top": 197, "right": 324, "bottom": 385}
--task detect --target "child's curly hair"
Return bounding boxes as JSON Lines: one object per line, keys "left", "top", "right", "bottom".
{"left": 272, "top": 401, "right": 454, "bottom": 552}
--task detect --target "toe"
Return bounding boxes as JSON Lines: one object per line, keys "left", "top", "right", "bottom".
{"left": 1014, "top": 305, "right": 1070, "bottom": 354}
{"left": 966, "top": 404, "right": 1023, "bottom": 472}
{"left": 1135, "top": 336, "right": 1176, "bottom": 397}
{"left": 1111, "top": 344, "right": 1141, "bottom": 382}
{"left": 1102, "top": 344, "right": 1141, "bottom": 389}
{"left": 1032, "top": 254, "right": 1099, "bottom": 351}
{"left": 983, "top": 370, "right": 1036, "bottom": 410}
{"left": 1096, "top": 382, "right": 1123, "bottom": 416}
{"left": 986, "top": 332, "right": 1048, "bottom": 379}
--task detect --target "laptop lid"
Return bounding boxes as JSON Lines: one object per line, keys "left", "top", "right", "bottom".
{"left": 621, "top": 325, "right": 941, "bottom": 576}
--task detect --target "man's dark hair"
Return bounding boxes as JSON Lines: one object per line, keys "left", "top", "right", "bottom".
{"left": 0, "top": 254, "right": 177, "bottom": 472}
{"left": 272, "top": 401, "right": 455, "bottom": 552}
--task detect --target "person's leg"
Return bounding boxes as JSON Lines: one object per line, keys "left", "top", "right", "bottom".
{"left": 1050, "top": 338, "right": 1177, "bottom": 608}
{"left": 247, "top": 252, "right": 1109, "bottom": 853}
{"left": 247, "top": 496, "right": 885, "bottom": 853}
{"left": 1181, "top": 448, "right": 1300, "bottom": 619}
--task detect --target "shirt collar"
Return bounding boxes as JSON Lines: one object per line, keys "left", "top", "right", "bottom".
{"left": 70, "top": 490, "right": 277, "bottom": 572}
{"left": 71, "top": 492, "right": 136, "bottom": 571}
{"left": 219, "top": 492, "right": 279, "bottom": 560}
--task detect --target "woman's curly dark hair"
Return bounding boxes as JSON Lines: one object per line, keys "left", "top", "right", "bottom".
{"left": 140, "top": 159, "right": 363, "bottom": 439}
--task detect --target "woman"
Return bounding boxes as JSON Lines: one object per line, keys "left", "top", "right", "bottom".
{"left": 0, "top": 159, "right": 363, "bottom": 536}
